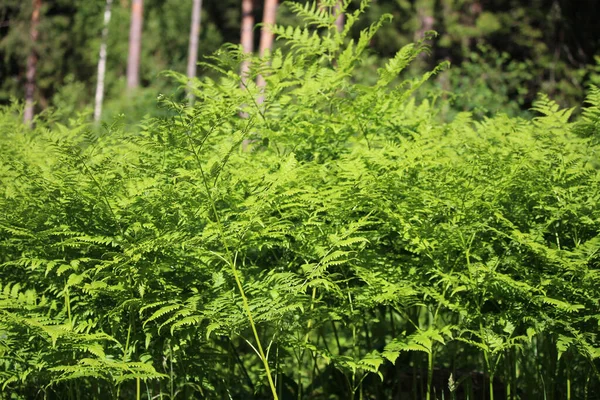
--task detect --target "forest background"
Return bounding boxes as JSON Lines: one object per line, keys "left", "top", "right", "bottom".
{"left": 1, "top": 0, "right": 600, "bottom": 124}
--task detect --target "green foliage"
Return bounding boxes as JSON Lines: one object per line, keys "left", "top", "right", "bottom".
{"left": 427, "top": 45, "right": 534, "bottom": 120}
{"left": 1, "top": 2, "right": 599, "bottom": 399}
{"left": 3, "top": 0, "right": 600, "bottom": 123}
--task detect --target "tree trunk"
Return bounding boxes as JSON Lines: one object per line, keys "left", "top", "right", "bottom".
{"left": 334, "top": 0, "right": 344, "bottom": 33}
{"left": 415, "top": 0, "right": 435, "bottom": 41}
{"left": 186, "top": 0, "right": 203, "bottom": 104}
{"left": 126, "top": 0, "right": 143, "bottom": 90}
{"left": 257, "top": 0, "right": 277, "bottom": 60}
{"left": 94, "top": 0, "right": 113, "bottom": 122}
{"left": 256, "top": 0, "right": 278, "bottom": 91}
{"left": 240, "top": 0, "right": 255, "bottom": 87}
{"left": 23, "top": 0, "right": 42, "bottom": 127}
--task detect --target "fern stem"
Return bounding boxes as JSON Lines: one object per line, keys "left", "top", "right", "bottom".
{"left": 137, "top": 377, "right": 141, "bottom": 400}
{"left": 184, "top": 120, "right": 279, "bottom": 399}
{"left": 64, "top": 284, "right": 72, "bottom": 328}
{"left": 303, "top": 287, "right": 317, "bottom": 342}
{"left": 584, "top": 371, "right": 589, "bottom": 400}
{"left": 124, "top": 310, "right": 133, "bottom": 360}
{"left": 566, "top": 366, "right": 571, "bottom": 400}
{"left": 230, "top": 263, "right": 279, "bottom": 398}
{"left": 170, "top": 341, "right": 175, "bottom": 400}
{"left": 228, "top": 337, "right": 255, "bottom": 392}
{"left": 79, "top": 158, "right": 122, "bottom": 234}
{"left": 426, "top": 350, "right": 433, "bottom": 400}
{"left": 239, "top": 73, "right": 270, "bottom": 127}
{"left": 117, "top": 317, "right": 133, "bottom": 400}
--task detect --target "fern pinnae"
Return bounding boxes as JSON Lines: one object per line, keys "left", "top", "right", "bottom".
{"left": 181, "top": 99, "right": 279, "bottom": 399}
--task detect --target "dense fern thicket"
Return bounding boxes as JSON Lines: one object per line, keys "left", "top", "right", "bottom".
{"left": 1, "top": 1, "right": 599, "bottom": 399}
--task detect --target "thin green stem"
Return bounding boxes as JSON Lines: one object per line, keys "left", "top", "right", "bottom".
{"left": 136, "top": 377, "right": 141, "bottom": 400}
{"left": 64, "top": 283, "right": 72, "bottom": 327}
{"left": 183, "top": 117, "right": 278, "bottom": 399}
{"left": 426, "top": 350, "right": 433, "bottom": 400}
{"left": 170, "top": 341, "right": 174, "bottom": 400}
{"left": 79, "top": 157, "right": 123, "bottom": 234}
{"left": 566, "top": 366, "right": 571, "bottom": 400}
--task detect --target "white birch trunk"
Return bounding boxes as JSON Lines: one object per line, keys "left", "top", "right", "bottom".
{"left": 186, "top": 0, "right": 203, "bottom": 104}
{"left": 94, "top": 0, "right": 113, "bottom": 122}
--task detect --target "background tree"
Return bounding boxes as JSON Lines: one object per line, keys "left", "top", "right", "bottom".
{"left": 414, "top": 0, "right": 434, "bottom": 41}
{"left": 1, "top": 0, "right": 599, "bottom": 122}
{"left": 126, "top": 0, "right": 143, "bottom": 90}
{"left": 334, "top": 0, "right": 344, "bottom": 32}
{"left": 256, "top": 0, "right": 278, "bottom": 90}
{"left": 23, "top": 0, "right": 42, "bottom": 126}
{"left": 94, "top": 0, "right": 113, "bottom": 122}
{"left": 186, "top": 0, "right": 203, "bottom": 104}
{"left": 240, "top": 0, "right": 255, "bottom": 86}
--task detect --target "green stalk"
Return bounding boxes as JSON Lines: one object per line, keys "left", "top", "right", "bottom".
{"left": 566, "top": 367, "right": 571, "bottom": 400}
{"left": 426, "top": 350, "right": 433, "bottom": 400}
{"left": 137, "top": 377, "right": 141, "bottom": 400}
{"left": 79, "top": 158, "right": 122, "bottom": 234}
{"left": 170, "top": 341, "right": 174, "bottom": 400}
{"left": 185, "top": 119, "right": 278, "bottom": 399}
{"left": 510, "top": 348, "right": 517, "bottom": 400}
{"left": 297, "top": 287, "right": 319, "bottom": 399}
{"left": 506, "top": 351, "right": 512, "bottom": 400}
{"left": 227, "top": 256, "right": 279, "bottom": 398}
{"left": 584, "top": 372, "right": 590, "bottom": 400}
{"left": 64, "top": 283, "right": 72, "bottom": 327}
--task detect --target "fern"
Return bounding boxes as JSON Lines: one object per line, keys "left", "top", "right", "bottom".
{"left": 1, "top": 1, "right": 599, "bottom": 398}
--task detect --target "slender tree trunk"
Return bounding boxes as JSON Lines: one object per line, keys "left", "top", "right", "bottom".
{"left": 94, "top": 0, "right": 113, "bottom": 122}
{"left": 240, "top": 0, "right": 255, "bottom": 87}
{"left": 255, "top": 0, "right": 278, "bottom": 91}
{"left": 257, "top": 0, "right": 277, "bottom": 60}
{"left": 334, "top": 0, "right": 344, "bottom": 33}
{"left": 23, "top": 0, "right": 42, "bottom": 127}
{"left": 126, "top": 0, "right": 143, "bottom": 90}
{"left": 186, "top": 0, "right": 203, "bottom": 104}
{"left": 414, "top": 0, "right": 435, "bottom": 41}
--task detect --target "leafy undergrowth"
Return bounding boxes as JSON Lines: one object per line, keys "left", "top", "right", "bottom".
{"left": 1, "top": 0, "right": 599, "bottom": 399}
